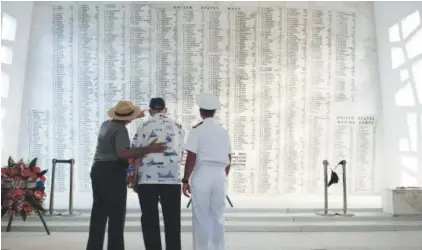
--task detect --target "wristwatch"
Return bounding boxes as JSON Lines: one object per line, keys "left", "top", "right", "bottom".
{"left": 182, "top": 179, "right": 189, "bottom": 184}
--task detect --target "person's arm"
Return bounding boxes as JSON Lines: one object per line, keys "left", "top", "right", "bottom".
{"left": 131, "top": 157, "right": 141, "bottom": 189}
{"left": 183, "top": 130, "right": 198, "bottom": 182}
{"left": 184, "top": 151, "right": 196, "bottom": 181}
{"left": 116, "top": 127, "right": 165, "bottom": 159}
{"left": 225, "top": 154, "right": 231, "bottom": 176}
{"left": 225, "top": 136, "right": 232, "bottom": 176}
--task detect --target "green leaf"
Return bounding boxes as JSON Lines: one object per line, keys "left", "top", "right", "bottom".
{"left": 28, "top": 197, "right": 45, "bottom": 212}
{"left": 7, "top": 156, "right": 15, "bottom": 168}
{"left": 37, "top": 170, "right": 48, "bottom": 177}
{"left": 28, "top": 158, "right": 37, "bottom": 171}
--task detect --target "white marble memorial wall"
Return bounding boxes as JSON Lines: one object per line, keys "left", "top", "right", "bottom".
{"left": 19, "top": 1, "right": 380, "bottom": 209}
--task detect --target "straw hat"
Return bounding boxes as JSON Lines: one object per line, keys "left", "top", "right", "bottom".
{"left": 107, "top": 100, "right": 145, "bottom": 121}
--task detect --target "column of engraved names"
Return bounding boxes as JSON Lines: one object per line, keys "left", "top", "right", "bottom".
{"left": 354, "top": 116, "right": 375, "bottom": 193}
{"left": 305, "top": 9, "right": 332, "bottom": 193}
{"left": 77, "top": 3, "right": 100, "bottom": 192}
{"left": 52, "top": 4, "right": 74, "bottom": 193}
{"left": 257, "top": 7, "right": 281, "bottom": 194}
{"left": 103, "top": 3, "right": 127, "bottom": 117}
{"left": 28, "top": 110, "right": 50, "bottom": 191}
{"left": 334, "top": 12, "right": 356, "bottom": 102}
{"left": 226, "top": 8, "right": 244, "bottom": 194}
{"left": 129, "top": 4, "right": 152, "bottom": 133}
{"left": 282, "top": 8, "right": 307, "bottom": 193}
{"left": 332, "top": 116, "right": 355, "bottom": 194}
{"left": 155, "top": 7, "right": 177, "bottom": 116}
{"left": 177, "top": 5, "right": 204, "bottom": 128}
{"left": 203, "top": 6, "right": 229, "bottom": 127}
{"left": 228, "top": 7, "right": 257, "bottom": 194}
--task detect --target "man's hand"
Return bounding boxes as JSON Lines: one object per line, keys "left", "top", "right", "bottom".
{"left": 182, "top": 183, "right": 191, "bottom": 198}
{"left": 137, "top": 110, "right": 146, "bottom": 118}
{"left": 146, "top": 139, "right": 167, "bottom": 153}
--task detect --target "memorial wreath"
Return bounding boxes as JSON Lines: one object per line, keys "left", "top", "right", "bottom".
{"left": 1, "top": 157, "right": 48, "bottom": 220}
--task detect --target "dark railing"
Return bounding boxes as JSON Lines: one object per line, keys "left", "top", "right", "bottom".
{"left": 49, "top": 159, "right": 75, "bottom": 216}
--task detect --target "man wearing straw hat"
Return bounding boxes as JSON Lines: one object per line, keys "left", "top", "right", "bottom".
{"left": 182, "top": 93, "right": 232, "bottom": 250}
{"left": 86, "top": 100, "right": 167, "bottom": 250}
{"left": 131, "top": 97, "right": 185, "bottom": 250}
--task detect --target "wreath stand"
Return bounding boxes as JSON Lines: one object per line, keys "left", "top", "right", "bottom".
{"left": 1, "top": 186, "right": 51, "bottom": 235}
{"left": 3, "top": 209, "right": 50, "bottom": 235}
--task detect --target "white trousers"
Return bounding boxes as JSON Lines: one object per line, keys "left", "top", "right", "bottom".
{"left": 191, "top": 168, "right": 226, "bottom": 250}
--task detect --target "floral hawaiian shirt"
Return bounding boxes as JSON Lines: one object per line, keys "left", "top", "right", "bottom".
{"left": 131, "top": 113, "right": 185, "bottom": 184}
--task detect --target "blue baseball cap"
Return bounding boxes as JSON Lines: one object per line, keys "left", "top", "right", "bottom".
{"left": 149, "top": 97, "right": 166, "bottom": 110}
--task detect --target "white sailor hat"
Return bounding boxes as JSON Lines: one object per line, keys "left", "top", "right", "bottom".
{"left": 196, "top": 93, "right": 220, "bottom": 110}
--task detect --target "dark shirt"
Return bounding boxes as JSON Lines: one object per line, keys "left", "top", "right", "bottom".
{"left": 93, "top": 120, "right": 130, "bottom": 161}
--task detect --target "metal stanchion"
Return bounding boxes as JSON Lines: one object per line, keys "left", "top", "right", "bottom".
{"left": 48, "top": 160, "right": 56, "bottom": 215}
{"left": 49, "top": 159, "right": 77, "bottom": 216}
{"left": 323, "top": 160, "right": 329, "bottom": 215}
{"left": 317, "top": 160, "right": 354, "bottom": 217}
{"left": 340, "top": 160, "right": 348, "bottom": 215}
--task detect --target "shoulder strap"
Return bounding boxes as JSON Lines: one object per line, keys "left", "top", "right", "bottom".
{"left": 192, "top": 121, "right": 203, "bottom": 129}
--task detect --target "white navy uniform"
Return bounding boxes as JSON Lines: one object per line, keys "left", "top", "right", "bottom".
{"left": 185, "top": 93, "right": 232, "bottom": 250}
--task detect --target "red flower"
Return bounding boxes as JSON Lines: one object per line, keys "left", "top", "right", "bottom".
{"left": 30, "top": 173, "right": 38, "bottom": 180}
{"left": 40, "top": 176, "right": 46, "bottom": 182}
{"left": 1, "top": 168, "right": 8, "bottom": 174}
{"left": 17, "top": 162, "right": 24, "bottom": 168}
{"left": 23, "top": 206, "right": 32, "bottom": 213}
{"left": 34, "top": 166, "right": 41, "bottom": 173}
{"left": 16, "top": 189, "right": 25, "bottom": 197}
{"left": 21, "top": 169, "right": 32, "bottom": 177}
{"left": 34, "top": 190, "right": 43, "bottom": 200}
{"left": 9, "top": 168, "right": 19, "bottom": 177}
{"left": 2, "top": 199, "right": 13, "bottom": 208}
{"left": 7, "top": 190, "right": 16, "bottom": 197}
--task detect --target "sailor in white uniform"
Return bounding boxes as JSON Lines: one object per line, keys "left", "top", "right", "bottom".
{"left": 182, "top": 93, "right": 232, "bottom": 250}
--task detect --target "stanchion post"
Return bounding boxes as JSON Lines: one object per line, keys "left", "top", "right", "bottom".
{"left": 322, "top": 160, "right": 329, "bottom": 215}
{"left": 49, "top": 159, "right": 57, "bottom": 215}
{"left": 340, "top": 160, "right": 347, "bottom": 215}
{"left": 318, "top": 159, "right": 353, "bottom": 217}
{"left": 69, "top": 159, "right": 75, "bottom": 216}
{"left": 49, "top": 159, "right": 75, "bottom": 216}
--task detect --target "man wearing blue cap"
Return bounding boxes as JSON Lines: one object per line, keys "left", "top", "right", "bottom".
{"left": 131, "top": 97, "right": 185, "bottom": 250}
{"left": 182, "top": 93, "right": 232, "bottom": 250}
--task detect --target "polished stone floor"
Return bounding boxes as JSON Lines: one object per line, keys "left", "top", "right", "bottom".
{"left": 2, "top": 231, "right": 422, "bottom": 250}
